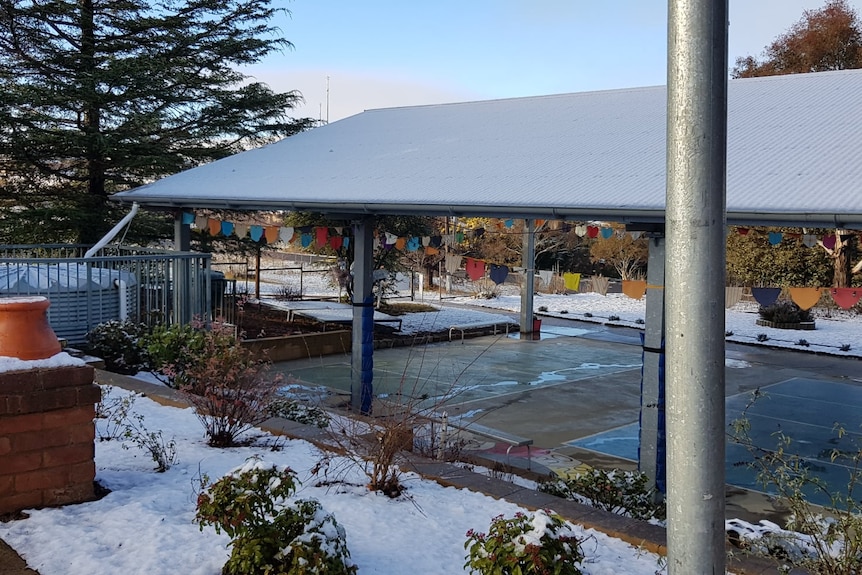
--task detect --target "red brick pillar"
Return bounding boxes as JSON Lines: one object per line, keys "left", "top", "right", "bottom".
{"left": 0, "top": 297, "right": 100, "bottom": 515}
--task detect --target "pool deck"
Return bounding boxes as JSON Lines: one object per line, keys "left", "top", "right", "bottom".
{"left": 273, "top": 312, "right": 862, "bottom": 523}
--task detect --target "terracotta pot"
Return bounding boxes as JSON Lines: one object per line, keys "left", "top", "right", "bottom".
{"left": 0, "top": 296, "right": 62, "bottom": 360}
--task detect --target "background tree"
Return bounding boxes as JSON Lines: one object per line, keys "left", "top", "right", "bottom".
{"left": 733, "top": 0, "right": 861, "bottom": 286}
{"left": 0, "top": 0, "right": 315, "bottom": 245}
{"left": 726, "top": 227, "right": 832, "bottom": 287}
{"left": 589, "top": 228, "right": 648, "bottom": 280}
{"left": 283, "top": 211, "right": 438, "bottom": 273}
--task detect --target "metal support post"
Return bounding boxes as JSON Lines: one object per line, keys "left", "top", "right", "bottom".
{"left": 638, "top": 233, "right": 666, "bottom": 494}
{"left": 351, "top": 218, "right": 375, "bottom": 415}
{"left": 520, "top": 219, "right": 536, "bottom": 334}
{"left": 665, "top": 0, "right": 728, "bottom": 572}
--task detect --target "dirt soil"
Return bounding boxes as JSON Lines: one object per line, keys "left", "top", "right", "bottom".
{"left": 235, "top": 301, "right": 328, "bottom": 339}
{"left": 235, "top": 300, "right": 438, "bottom": 342}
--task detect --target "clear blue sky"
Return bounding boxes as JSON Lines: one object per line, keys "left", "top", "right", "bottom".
{"left": 242, "top": 1, "right": 862, "bottom": 122}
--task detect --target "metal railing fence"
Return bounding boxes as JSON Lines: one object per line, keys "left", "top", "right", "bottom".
{"left": 0, "top": 244, "right": 234, "bottom": 344}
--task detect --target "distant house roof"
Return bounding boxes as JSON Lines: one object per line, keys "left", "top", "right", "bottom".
{"left": 114, "top": 69, "right": 862, "bottom": 229}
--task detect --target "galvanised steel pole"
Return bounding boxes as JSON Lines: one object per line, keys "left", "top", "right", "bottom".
{"left": 665, "top": 0, "right": 728, "bottom": 572}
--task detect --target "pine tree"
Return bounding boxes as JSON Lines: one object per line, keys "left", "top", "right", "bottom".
{"left": 0, "top": 0, "right": 315, "bottom": 244}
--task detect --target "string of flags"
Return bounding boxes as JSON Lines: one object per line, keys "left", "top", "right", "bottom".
{"left": 183, "top": 212, "right": 861, "bottom": 301}
{"left": 732, "top": 227, "right": 862, "bottom": 247}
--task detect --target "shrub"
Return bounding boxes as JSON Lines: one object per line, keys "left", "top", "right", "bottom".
{"left": 95, "top": 387, "right": 177, "bottom": 471}
{"left": 274, "top": 283, "right": 302, "bottom": 301}
{"left": 95, "top": 385, "right": 136, "bottom": 441}
{"left": 607, "top": 314, "right": 620, "bottom": 321}
{"left": 795, "top": 339, "right": 809, "bottom": 347}
{"left": 269, "top": 398, "right": 330, "bottom": 428}
{"left": 464, "top": 509, "right": 585, "bottom": 575}
{"left": 538, "top": 305, "right": 548, "bottom": 312}
{"left": 757, "top": 333, "right": 769, "bottom": 342}
{"left": 178, "top": 323, "right": 283, "bottom": 447}
{"left": 196, "top": 459, "right": 356, "bottom": 575}
{"left": 142, "top": 322, "right": 208, "bottom": 388}
{"left": 840, "top": 343, "right": 852, "bottom": 352}
{"left": 121, "top": 411, "right": 178, "bottom": 472}
{"left": 635, "top": 318, "right": 645, "bottom": 325}
{"left": 727, "top": 394, "right": 862, "bottom": 574}
{"left": 86, "top": 320, "right": 150, "bottom": 374}
{"left": 540, "top": 468, "right": 665, "bottom": 521}
{"left": 758, "top": 300, "right": 812, "bottom": 324}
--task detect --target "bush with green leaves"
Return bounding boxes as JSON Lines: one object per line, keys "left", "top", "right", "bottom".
{"left": 758, "top": 300, "right": 812, "bottom": 324}
{"left": 86, "top": 320, "right": 150, "bottom": 374}
{"left": 539, "top": 468, "right": 665, "bottom": 521}
{"left": 464, "top": 509, "right": 585, "bottom": 575}
{"left": 142, "top": 322, "right": 208, "bottom": 388}
{"left": 196, "top": 459, "right": 356, "bottom": 575}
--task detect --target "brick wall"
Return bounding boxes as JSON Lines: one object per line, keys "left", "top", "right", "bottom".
{"left": 0, "top": 365, "right": 99, "bottom": 515}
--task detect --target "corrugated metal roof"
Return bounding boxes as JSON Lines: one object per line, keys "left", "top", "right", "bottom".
{"left": 114, "top": 69, "right": 862, "bottom": 228}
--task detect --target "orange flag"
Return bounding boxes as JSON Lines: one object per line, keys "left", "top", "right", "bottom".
{"left": 788, "top": 287, "right": 821, "bottom": 311}
{"left": 622, "top": 280, "right": 647, "bottom": 300}
{"left": 264, "top": 226, "right": 279, "bottom": 244}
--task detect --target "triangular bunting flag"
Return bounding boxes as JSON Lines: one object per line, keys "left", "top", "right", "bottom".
{"left": 465, "top": 257, "right": 485, "bottom": 281}
{"left": 622, "top": 280, "right": 647, "bottom": 300}
{"left": 489, "top": 264, "right": 508, "bottom": 285}
{"left": 316, "top": 227, "right": 329, "bottom": 248}
{"left": 830, "top": 288, "right": 862, "bottom": 310}
{"left": 563, "top": 272, "right": 581, "bottom": 291}
{"left": 788, "top": 287, "right": 821, "bottom": 311}
{"left": 265, "top": 226, "right": 279, "bottom": 244}
{"left": 751, "top": 287, "right": 781, "bottom": 307}
{"left": 250, "top": 225, "right": 264, "bottom": 242}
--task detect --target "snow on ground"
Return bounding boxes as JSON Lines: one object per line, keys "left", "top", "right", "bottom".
{"left": 0, "top": 386, "right": 667, "bottom": 575}
{"left": 450, "top": 291, "right": 862, "bottom": 357}
{"left": 250, "top": 264, "right": 862, "bottom": 356}
{"left": 2, "top": 263, "right": 856, "bottom": 574}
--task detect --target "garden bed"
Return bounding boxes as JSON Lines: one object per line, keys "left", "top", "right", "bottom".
{"left": 755, "top": 319, "right": 816, "bottom": 330}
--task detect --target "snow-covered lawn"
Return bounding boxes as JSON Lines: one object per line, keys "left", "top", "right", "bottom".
{"left": 0, "top": 381, "right": 667, "bottom": 575}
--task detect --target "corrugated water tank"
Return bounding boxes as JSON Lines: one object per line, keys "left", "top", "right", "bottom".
{"left": 0, "top": 263, "right": 138, "bottom": 344}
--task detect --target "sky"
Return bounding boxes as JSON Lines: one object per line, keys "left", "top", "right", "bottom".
{"left": 242, "top": 0, "right": 862, "bottom": 122}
